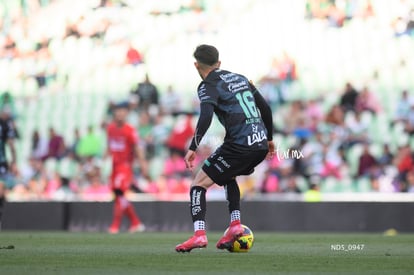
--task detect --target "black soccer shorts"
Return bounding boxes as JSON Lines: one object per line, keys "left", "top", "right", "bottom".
{"left": 201, "top": 143, "right": 268, "bottom": 186}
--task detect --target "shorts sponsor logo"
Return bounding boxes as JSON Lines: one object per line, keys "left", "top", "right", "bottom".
{"left": 217, "top": 156, "right": 230, "bottom": 168}
{"left": 214, "top": 163, "right": 224, "bottom": 172}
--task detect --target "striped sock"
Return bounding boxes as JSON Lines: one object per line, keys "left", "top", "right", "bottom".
{"left": 194, "top": 220, "right": 206, "bottom": 232}
{"left": 230, "top": 210, "right": 241, "bottom": 223}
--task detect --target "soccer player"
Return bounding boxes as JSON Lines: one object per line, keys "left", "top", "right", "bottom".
{"left": 107, "top": 103, "right": 148, "bottom": 233}
{"left": 175, "top": 45, "right": 275, "bottom": 252}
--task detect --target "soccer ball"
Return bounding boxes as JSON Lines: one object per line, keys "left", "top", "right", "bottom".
{"left": 226, "top": 224, "right": 254, "bottom": 253}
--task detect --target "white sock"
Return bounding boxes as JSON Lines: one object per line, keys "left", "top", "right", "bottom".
{"left": 194, "top": 220, "right": 205, "bottom": 232}
{"left": 230, "top": 210, "right": 241, "bottom": 223}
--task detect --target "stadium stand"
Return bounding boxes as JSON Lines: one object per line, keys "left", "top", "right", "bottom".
{"left": 1, "top": 0, "right": 414, "bottom": 201}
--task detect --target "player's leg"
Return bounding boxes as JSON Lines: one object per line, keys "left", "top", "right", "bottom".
{"left": 109, "top": 168, "right": 144, "bottom": 233}
{"left": 216, "top": 178, "right": 244, "bottom": 249}
{"left": 119, "top": 168, "right": 145, "bottom": 233}
{"left": 109, "top": 188, "right": 124, "bottom": 234}
{"left": 175, "top": 169, "right": 214, "bottom": 252}
{"left": 226, "top": 179, "right": 241, "bottom": 225}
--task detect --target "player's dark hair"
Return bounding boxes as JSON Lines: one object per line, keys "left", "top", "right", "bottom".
{"left": 193, "top": 44, "right": 219, "bottom": 66}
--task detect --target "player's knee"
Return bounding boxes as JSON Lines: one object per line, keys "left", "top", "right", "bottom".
{"left": 191, "top": 182, "right": 208, "bottom": 191}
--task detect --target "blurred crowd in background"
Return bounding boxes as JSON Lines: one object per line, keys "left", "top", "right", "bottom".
{"left": 1, "top": 0, "right": 414, "bottom": 201}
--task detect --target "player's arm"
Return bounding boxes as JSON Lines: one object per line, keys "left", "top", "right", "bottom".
{"left": 185, "top": 102, "right": 215, "bottom": 170}
{"left": 250, "top": 85, "right": 273, "bottom": 141}
{"left": 250, "top": 81, "right": 275, "bottom": 158}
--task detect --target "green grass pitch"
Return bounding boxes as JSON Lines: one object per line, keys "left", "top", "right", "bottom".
{"left": 0, "top": 231, "right": 413, "bottom": 274}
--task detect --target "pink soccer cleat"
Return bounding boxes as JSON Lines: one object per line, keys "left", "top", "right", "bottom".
{"left": 216, "top": 221, "right": 244, "bottom": 250}
{"left": 175, "top": 231, "right": 208, "bottom": 253}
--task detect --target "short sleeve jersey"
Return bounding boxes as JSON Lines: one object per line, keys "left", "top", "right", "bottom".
{"left": 197, "top": 69, "right": 268, "bottom": 150}
{"left": 107, "top": 122, "right": 139, "bottom": 167}
{"left": 0, "top": 119, "right": 15, "bottom": 164}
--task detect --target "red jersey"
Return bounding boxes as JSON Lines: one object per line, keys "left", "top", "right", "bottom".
{"left": 107, "top": 122, "right": 139, "bottom": 168}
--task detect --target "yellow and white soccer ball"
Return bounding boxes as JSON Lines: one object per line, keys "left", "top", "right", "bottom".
{"left": 226, "top": 224, "right": 254, "bottom": 253}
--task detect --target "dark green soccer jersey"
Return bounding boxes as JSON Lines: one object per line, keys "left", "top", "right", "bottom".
{"left": 196, "top": 69, "right": 269, "bottom": 150}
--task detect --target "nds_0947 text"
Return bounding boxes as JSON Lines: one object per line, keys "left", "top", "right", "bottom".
{"left": 330, "top": 244, "right": 365, "bottom": 252}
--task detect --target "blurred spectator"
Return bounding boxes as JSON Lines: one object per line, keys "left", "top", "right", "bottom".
{"left": 404, "top": 103, "right": 414, "bottom": 135}
{"left": 106, "top": 100, "right": 117, "bottom": 119}
{"left": 158, "top": 150, "right": 191, "bottom": 194}
{"left": 31, "top": 130, "right": 48, "bottom": 160}
{"left": 0, "top": 108, "right": 17, "bottom": 188}
{"left": 305, "top": 0, "right": 375, "bottom": 27}
{"left": 46, "top": 175, "right": 76, "bottom": 200}
{"left": 1, "top": 35, "right": 17, "bottom": 58}
{"left": 82, "top": 173, "right": 111, "bottom": 201}
{"left": 292, "top": 118, "right": 313, "bottom": 140}
{"left": 68, "top": 128, "right": 81, "bottom": 160}
{"left": 355, "top": 86, "right": 381, "bottom": 114}
{"left": 301, "top": 132, "right": 325, "bottom": 179}
{"left": 305, "top": 98, "right": 324, "bottom": 126}
{"left": 165, "top": 114, "right": 194, "bottom": 157}
{"left": 393, "top": 145, "right": 413, "bottom": 191}
{"left": 149, "top": 114, "right": 171, "bottom": 156}
{"left": 391, "top": 2, "right": 414, "bottom": 37}
{"left": 283, "top": 100, "right": 306, "bottom": 133}
{"left": 357, "top": 143, "right": 377, "bottom": 178}
{"left": 279, "top": 52, "right": 298, "bottom": 83}
{"left": 127, "top": 95, "right": 140, "bottom": 126}
{"left": 320, "top": 144, "right": 343, "bottom": 179}
{"left": 131, "top": 74, "right": 159, "bottom": 111}
{"left": 24, "top": 159, "right": 48, "bottom": 199}
{"left": 280, "top": 175, "right": 301, "bottom": 193}
{"left": 339, "top": 82, "right": 359, "bottom": 113}
{"left": 160, "top": 85, "right": 182, "bottom": 115}
{"left": 0, "top": 92, "right": 17, "bottom": 119}
{"left": 42, "top": 128, "right": 66, "bottom": 161}
{"left": 344, "top": 111, "right": 369, "bottom": 148}
{"left": 393, "top": 90, "right": 412, "bottom": 124}
{"left": 377, "top": 144, "right": 394, "bottom": 167}
{"left": 261, "top": 155, "right": 283, "bottom": 193}
{"left": 0, "top": 107, "right": 19, "bottom": 140}
{"left": 408, "top": 169, "right": 414, "bottom": 192}
{"left": 0, "top": 181, "right": 5, "bottom": 223}
{"left": 76, "top": 126, "right": 104, "bottom": 159}
{"left": 325, "top": 104, "right": 345, "bottom": 126}
{"left": 126, "top": 42, "right": 144, "bottom": 65}
{"left": 304, "top": 183, "right": 321, "bottom": 202}
{"left": 259, "top": 53, "right": 297, "bottom": 106}
{"left": 137, "top": 111, "right": 155, "bottom": 159}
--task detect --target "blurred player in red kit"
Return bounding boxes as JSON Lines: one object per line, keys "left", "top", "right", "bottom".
{"left": 107, "top": 103, "right": 148, "bottom": 233}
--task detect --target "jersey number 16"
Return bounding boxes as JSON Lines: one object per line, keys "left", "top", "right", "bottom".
{"left": 235, "top": 90, "right": 259, "bottom": 119}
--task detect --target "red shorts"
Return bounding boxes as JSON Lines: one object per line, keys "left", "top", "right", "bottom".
{"left": 110, "top": 164, "right": 133, "bottom": 192}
